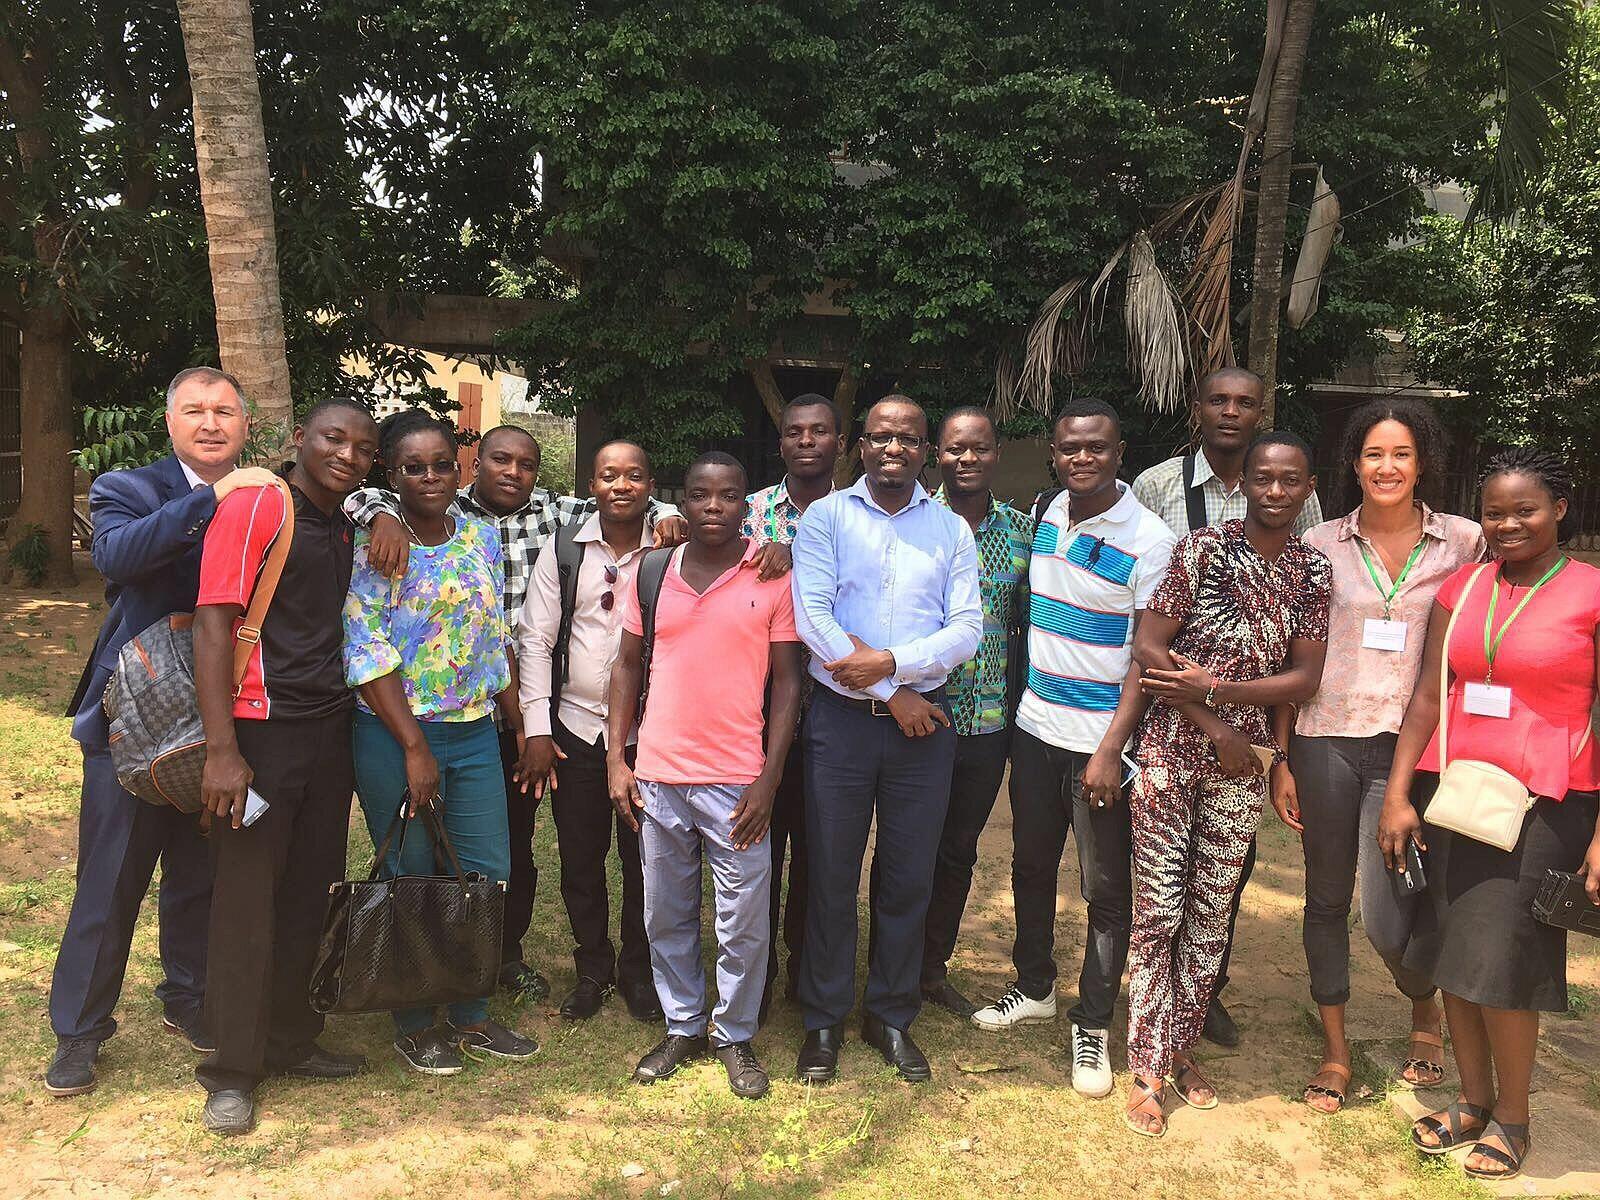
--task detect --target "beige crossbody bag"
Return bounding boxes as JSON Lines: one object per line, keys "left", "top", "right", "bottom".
{"left": 1425, "top": 562, "right": 1590, "bottom": 851}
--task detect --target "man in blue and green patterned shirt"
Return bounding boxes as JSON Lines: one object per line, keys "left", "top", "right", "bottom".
{"left": 919, "top": 406, "right": 1032, "bottom": 1017}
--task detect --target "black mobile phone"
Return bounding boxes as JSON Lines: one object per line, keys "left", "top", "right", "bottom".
{"left": 1390, "top": 839, "right": 1428, "bottom": 899}
{"left": 1532, "top": 870, "right": 1600, "bottom": 936}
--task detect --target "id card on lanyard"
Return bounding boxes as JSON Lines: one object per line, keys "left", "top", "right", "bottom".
{"left": 1465, "top": 556, "right": 1567, "bottom": 718}
{"left": 1358, "top": 536, "right": 1425, "bottom": 653}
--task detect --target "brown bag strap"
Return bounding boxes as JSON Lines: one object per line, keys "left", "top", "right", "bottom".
{"left": 231, "top": 478, "right": 296, "bottom": 695}
{"left": 1436, "top": 562, "right": 1493, "bottom": 772}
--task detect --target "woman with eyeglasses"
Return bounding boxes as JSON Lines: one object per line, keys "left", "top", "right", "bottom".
{"left": 343, "top": 409, "right": 535, "bottom": 1076}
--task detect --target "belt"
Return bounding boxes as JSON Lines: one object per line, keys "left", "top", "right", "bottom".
{"left": 819, "top": 686, "right": 947, "bottom": 718}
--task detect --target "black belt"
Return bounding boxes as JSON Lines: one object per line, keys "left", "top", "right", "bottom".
{"left": 818, "top": 686, "right": 946, "bottom": 718}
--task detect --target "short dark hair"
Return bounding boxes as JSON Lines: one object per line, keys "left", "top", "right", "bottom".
{"left": 1051, "top": 398, "right": 1121, "bottom": 439}
{"left": 937, "top": 405, "right": 996, "bottom": 443}
{"left": 378, "top": 408, "right": 457, "bottom": 465}
{"left": 866, "top": 394, "right": 928, "bottom": 435}
{"left": 1482, "top": 445, "right": 1578, "bottom": 542}
{"left": 685, "top": 450, "right": 747, "bottom": 490}
{"left": 166, "top": 365, "right": 244, "bottom": 410}
{"left": 592, "top": 439, "right": 651, "bottom": 475}
{"left": 1194, "top": 365, "right": 1264, "bottom": 401}
{"left": 300, "top": 396, "right": 374, "bottom": 428}
{"left": 1243, "top": 429, "right": 1314, "bottom": 473}
{"left": 781, "top": 393, "right": 841, "bottom": 435}
{"left": 479, "top": 424, "right": 539, "bottom": 457}
{"left": 1334, "top": 397, "right": 1449, "bottom": 514}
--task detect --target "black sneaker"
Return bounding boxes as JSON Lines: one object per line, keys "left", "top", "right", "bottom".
{"left": 714, "top": 1041, "right": 770, "bottom": 1100}
{"left": 499, "top": 962, "right": 551, "bottom": 1004}
{"left": 633, "top": 1033, "right": 709, "bottom": 1083}
{"left": 449, "top": 1020, "right": 539, "bottom": 1061}
{"left": 45, "top": 1037, "right": 99, "bottom": 1097}
{"left": 163, "top": 1011, "right": 217, "bottom": 1054}
{"left": 394, "top": 1027, "right": 465, "bottom": 1076}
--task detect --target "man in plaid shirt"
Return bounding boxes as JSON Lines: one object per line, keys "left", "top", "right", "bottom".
{"left": 343, "top": 425, "right": 683, "bottom": 1001}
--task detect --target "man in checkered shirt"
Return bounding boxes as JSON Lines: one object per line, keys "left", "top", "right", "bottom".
{"left": 342, "top": 425, "right": 683, "bottom": 1003}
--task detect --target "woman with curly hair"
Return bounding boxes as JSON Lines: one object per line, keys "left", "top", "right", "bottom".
{"left": 1380, "top": 447, "right": 1600, "bottom": 1180}
{"left": 1275, "top": 398, "right": 1484, "bottom": 1114}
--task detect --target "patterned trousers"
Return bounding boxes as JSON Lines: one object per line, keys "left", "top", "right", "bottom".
{"left": 1125, "top": 758, "right": 1264, "bottom": 1079}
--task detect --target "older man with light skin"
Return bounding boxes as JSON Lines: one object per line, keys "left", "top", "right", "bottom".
{"left": 47, "top": 367, "right": 278, "bottom": 1098}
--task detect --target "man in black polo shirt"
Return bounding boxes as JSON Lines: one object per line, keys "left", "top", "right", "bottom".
{"left": 190, "top": 398, "right": 379, "bottom": 1135}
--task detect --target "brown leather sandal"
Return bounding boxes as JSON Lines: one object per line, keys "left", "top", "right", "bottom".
{"left": 1399, "top": 1029, "right": 1446, "bottom": 1089}
{"left": 1303, "top": 1061, "right": 1352, "bottom": 1113}
{"left": 1123, "top": 1076, "right": 1167, "bottom": 1138}
{"left": 1168, "top": 1059, "right": 1219, "bottom": 1110}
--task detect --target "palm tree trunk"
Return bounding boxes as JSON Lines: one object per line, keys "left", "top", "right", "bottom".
{"left": 176, "top": 0, "right": 293, "bottom": 449}
{"left": 1247, "top": 0, "right": 1317, "bottom": 426}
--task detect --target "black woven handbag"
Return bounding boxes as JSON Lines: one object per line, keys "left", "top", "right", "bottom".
{"left": 309, "top": 799, "right": 504, "bottom": 1015}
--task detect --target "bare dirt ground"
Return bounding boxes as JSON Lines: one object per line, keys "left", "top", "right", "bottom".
{"left": 2, "top": 563, "right": 1597, "bottom": 1199}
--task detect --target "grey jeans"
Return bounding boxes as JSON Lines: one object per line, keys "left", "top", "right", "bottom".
{"left": 1290, "top": 732, "right": 1435, "bottom": 1007}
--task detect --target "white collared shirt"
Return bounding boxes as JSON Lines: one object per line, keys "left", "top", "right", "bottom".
{"left": 1015, "top": 482, "right": 1177, "bottom": 754}
{"left": 177, "top": 457, "right": 208, "bottom": 492}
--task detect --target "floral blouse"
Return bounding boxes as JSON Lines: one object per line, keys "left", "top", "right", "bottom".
{"left": 343, "top": 514, "right": 511, "bottom": 722}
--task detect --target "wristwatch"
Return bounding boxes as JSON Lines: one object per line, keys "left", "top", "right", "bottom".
{"left": 1204, "top": 681, "right": 1220, "bottom": 708}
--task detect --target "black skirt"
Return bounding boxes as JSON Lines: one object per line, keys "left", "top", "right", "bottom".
{"left": 1403, "top": 789, "right": 1598, "bottom": 1012}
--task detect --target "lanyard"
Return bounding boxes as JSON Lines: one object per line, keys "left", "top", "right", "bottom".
{"left": 1483, "top": 556, "right": 1567, "bottom": 682}
{"left": 1357, "top": 536, "right": 1426, "bottom": 617}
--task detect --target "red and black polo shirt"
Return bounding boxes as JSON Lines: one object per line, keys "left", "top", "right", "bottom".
{"left": 196, "top": 480, "right": 355, "bottom": 721}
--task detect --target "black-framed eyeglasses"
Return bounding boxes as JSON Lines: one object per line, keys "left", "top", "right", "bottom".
{"left": 600, "top": 563, "right": 619, "bottom": 611}
{"left": 396, "top": 459, "right": 460, "bottom": 478}
{"left": 862, "top": 431, "right": 927, "bottom": 451}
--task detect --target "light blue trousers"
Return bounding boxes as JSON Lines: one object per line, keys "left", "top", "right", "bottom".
{"left": 638, "top": 781, "right": 772, "bottom": 1047}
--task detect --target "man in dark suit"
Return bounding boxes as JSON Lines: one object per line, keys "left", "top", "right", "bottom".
{"left": 46, "top": 367, "right": 279, "bottom": 1097}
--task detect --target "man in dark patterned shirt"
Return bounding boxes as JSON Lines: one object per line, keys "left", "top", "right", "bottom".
{"left": 741, "top": 393, "right": 841, "bottom": 1020}
{"left": 1122, "top": 431, "right": 1330, "bottom": 1138}
{"left": 342, "top": 425, "right": 683, "bottom": 1004}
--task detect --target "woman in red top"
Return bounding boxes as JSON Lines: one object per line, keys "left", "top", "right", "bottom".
{"left": 1380, "top": 448, "right": 1600, "bottom": 1181}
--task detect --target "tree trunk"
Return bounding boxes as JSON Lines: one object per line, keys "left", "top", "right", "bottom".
{"left": 176, "top": 0, "right": 293, "bottom": 450}
{"left": 9, "top": 297, "right": 78, "bottom": 586}
{"left": 1247, "top": 0, "right": 1317, "bottom": 426}
{"left": 832, "top": 363, "right": 859, "bottom": 488}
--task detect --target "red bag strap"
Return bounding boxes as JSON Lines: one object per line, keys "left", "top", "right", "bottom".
{"left": 232, "top": 478, "right": 296, "bottom": 695}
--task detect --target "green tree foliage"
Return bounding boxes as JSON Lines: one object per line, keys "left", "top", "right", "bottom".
{"left": 1405, "top": 11, "right": 1599, "bottom": 456}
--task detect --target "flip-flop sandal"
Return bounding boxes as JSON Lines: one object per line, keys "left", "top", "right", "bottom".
{"left": 1303, "top": 1061, "right": 1351, "bottom": 1113}
{"left": 1410, "top": 1101, "right": 1491, "bottom": 1155}
{"left": 1168, "top": 1060, "right": 1219, "bottom": 1111}
{"left": 1123, "top": 1076, "right": 1167, "bottom": 1139}
{"left": 1464, "top": 1120, "right": 1531, "bottom": 1180}
{"left": 1398, "top": 1029, "right": 1446, "bottom": 1089}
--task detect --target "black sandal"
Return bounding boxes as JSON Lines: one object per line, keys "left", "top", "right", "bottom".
{"left": 1465, "top": 1120, "right": 1531, "bottom": 1180}
{"left": 1410, "top": 1101, "right": 1491, "bottom": 1155}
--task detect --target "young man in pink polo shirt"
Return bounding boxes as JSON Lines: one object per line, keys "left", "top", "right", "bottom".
{"left": 605, "top": 452, "right": 804, "bottom": 1099}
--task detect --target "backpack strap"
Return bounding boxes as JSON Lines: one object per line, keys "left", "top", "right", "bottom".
{"left": 1030, "top": 485, "right": 1063, "bottom": 531}
{"left": 634, "top": 546, "right": 675, "bottom": 718}
{"left": 1182, "top": 452, "right": 1209, "bottom": 534}
{"left": 231, "top": 478, "right": 296, "bottom": 697}
{"left": 550, "top": 520, "right": 586, "bottom": 718}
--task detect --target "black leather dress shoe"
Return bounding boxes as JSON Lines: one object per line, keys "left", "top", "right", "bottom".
{"left": 282, "top": 1046, "right": 368, "bottom": 1079}
{"left": 202, "top": 1088, "right": 255, "bottom": 1135}
{"left": 1202, "top": 996, "right": 1240, "bottom": 1048}
{"left": 862, "top": 1014, "right": 931, "bottom": 1082}
{"left": 560, "top": 977, "right": 612, "bottom": 1021}
{"left": 922, "top": 980, "right": 978, "bottom": 1020}
{"left": 633, "top": 1033, "right": 709, "bottom": 1083}
{"left": 796, "top": 1026, "right": 842, "bottom": 1083}
{"left": 621, "top": 980, "right": 665, "bottom": 1022}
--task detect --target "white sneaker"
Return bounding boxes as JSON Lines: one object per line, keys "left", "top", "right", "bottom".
{"left": 971, "top": 984, "right": 1057, "bottom": 1031}
{"left": 1071, "top": 1023, "right": 1113, "bottom": 1098}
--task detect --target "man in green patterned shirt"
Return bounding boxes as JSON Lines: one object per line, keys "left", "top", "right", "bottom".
{"left": 908, "top": 406, "right": 1032, "bottom": 1017}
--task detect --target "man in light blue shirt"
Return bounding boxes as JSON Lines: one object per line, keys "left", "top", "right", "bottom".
{"left": 789, "top": 395, "right": 981, "bottom": 1084}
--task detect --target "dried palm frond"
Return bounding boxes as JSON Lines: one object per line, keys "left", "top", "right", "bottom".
{"left": 1124, "top": 231, "right": 1188, "bottom": 413}
{"left": 1009, "top": 241, "right": 1130, "bottom": 419}
{"left": 1287, "top": 166, "right": 1341, "bottom": 329}
{"left": 1182, "top": 175, "right": 1243, "bottom": 377}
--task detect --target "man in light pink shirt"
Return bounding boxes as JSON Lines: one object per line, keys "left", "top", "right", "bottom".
{"left": 605, "top": 452, "right": 804, "bottom": 1100}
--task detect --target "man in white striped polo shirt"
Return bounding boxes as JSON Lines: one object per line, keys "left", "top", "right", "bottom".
{"left": 972, "top": 398, "right": 1175, "bottom": 1100}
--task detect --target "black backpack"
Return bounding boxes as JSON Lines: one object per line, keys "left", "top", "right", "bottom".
{"left": 549, "top": 522, "right": 672, "bottom": 721}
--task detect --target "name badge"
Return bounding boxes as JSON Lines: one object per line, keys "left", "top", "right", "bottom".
{"left": 1463, "top": 682, "right": 1512, "bottom": 719}
{"left": 1361, "top": 618, "right": 1407, "bottom": 653}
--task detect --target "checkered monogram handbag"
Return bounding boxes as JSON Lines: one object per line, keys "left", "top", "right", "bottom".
{"left": 101, "top": 479, "right": 296, "bottom": 812}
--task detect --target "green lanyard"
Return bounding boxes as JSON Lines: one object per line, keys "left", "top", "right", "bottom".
{"left": 1483, "top": 556, "right": 1567, "bottom": 683}
{"left": 1357, "top": 537, "right": 1427, "bottom": 618}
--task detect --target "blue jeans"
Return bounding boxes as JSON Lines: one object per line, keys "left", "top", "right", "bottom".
{"left": 353, "top": 710, "right": 508, "bottom": 1034}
